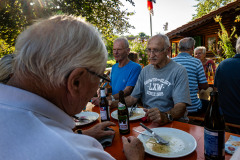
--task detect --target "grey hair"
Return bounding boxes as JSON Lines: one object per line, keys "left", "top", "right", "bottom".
{"left": 14, "top": 15, "right": 108, "bottom": 88}
{"left": 236, "top": 37, "right": 240, "bottom": 53}
{"left": 0, "top": 54, "right": 14, "bottom": 84}
{"left": 149, "top": 34, "right": 170, "bottom": 49}
{"left": 114, "top": 37, "right": 129, "bottom": 48}
{"left": 179, "top": 37, "right": 195, "bottom": 51}
{"left": 194, "top": 46, "right": 206, "bottom": 54}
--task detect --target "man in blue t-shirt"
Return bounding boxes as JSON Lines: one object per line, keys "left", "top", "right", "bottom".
{"left": 107, "top": 37, "right": 142, "bottom": 101}
{"left": 91, "top": 37, "right": 141, "bottom": 105}
{"left": 172, "top": 37, "right": 209, "bottom": 114}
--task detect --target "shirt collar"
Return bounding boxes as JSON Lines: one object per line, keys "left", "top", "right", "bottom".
{"left": 0, "top": 84, "right": 75, "bottom": 129}
{"left": 177, "top": 52, "right": 192, "bottom": 57}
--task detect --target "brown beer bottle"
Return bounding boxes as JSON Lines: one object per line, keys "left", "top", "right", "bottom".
{"left": 118, "top": 90, "right": 130, "bottom": 134}
{"left": 204, "top": 91, "right": 225, "bottom": 160}
{"left": 100, "top": 87, "right": 110, "bottom": 122}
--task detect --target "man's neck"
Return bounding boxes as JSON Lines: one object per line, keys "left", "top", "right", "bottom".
{"left": 118, "top": 58, "right": 130, "bottom": 68}
{"left": 154, "top": 58, "right": 171, "bottom": 69}
{"left": 181, "top": 50, "right": 193, "bottom": 56}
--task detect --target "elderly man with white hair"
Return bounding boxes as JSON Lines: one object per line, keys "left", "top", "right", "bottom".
{"left": 0, "top": 15, "right": 144, "bottom": 160}
{"left": 214, "top": 37, "right": 240, "bottom": 130}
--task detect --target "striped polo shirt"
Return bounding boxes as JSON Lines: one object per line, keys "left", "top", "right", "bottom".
{"left": 172, "top": 52, "right": 207, "bottom": 112}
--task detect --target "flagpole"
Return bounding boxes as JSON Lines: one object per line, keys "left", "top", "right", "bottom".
{"left": 150, "top": 13, "right": 152, "bottom": 36}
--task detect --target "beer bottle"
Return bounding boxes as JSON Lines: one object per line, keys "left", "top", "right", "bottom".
{"left": 204, "top": 91, "right": 225, "bottom": 160}
{"left": 118, "top": 90, "right": 130, "bottom": 134}
{"left": 100, "top": 87, "right": 110, "bottom": 122}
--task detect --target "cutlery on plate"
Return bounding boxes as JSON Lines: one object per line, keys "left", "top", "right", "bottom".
{"left": 140, "top": 123, "right": 169, "bottom": 145}
{"left": 129, "top": 104, "right": 137, "bottom": 117}
{"left": 73, "top": 115, "right": 90, "bottom": 122}
{"left": 133, "top": 129, "right": 153, "bottom": 136}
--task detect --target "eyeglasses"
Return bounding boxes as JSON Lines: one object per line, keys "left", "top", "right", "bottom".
{"left": 145, "top": 48, "right": 166, "bottom": 54}
{"left": 86, "top": 68, "right": 111, "bottom": 82}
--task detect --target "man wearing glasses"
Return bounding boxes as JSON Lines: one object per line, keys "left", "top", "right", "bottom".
{"left": 124, "top": 34, "right": 191, "bottom": 126}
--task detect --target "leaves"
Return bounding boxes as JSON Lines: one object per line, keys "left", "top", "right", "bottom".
{"left": 214, "top": 15, "right": 238, "bottom": 59}
{"left": 193, "top": 0, "right": 235, "bottom": 20}
{"left": 129, "top": 38, "right": 148, "bottom": 66}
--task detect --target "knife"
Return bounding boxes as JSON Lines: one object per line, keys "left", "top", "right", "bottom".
{"left": 140, "top": 123, "right": 169, "bottom": 145}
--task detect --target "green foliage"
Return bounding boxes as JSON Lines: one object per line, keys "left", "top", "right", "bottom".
{"left": 193, "top": 0, "right": 235, "bottom": 20}
{"left": 0, "top": 0, "right": 135, "bottom": 54}
{"left": 129, "top": 38, "right": 148, "bottom": 66}
{"left": 0, "top": 0, "right": 27, "bottom": 46}
{"left": 106, "top": 59, "right": 116, "bottom": 68}
{"left": 51, "top": 0, "right": 135, "bottom": 39}
{"left": 138, "top": 32, "right": 146, "bottom": 37}
{"left": 0, "top": 39, "right": 15, "bottom": 58}
{"left": 214, "top": 15, "right": 238, "bottom": 59}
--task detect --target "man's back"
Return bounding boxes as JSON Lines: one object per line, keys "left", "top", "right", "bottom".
{"left": 214, "top": 54, "right": 240, "bottom": 124}
{"left": 172, "top": 53, "right": 207, "bottom": 112}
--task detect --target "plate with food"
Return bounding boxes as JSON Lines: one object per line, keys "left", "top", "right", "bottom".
{"left": 111, "top": 108, "right": 145, "bottom": 121}
{"left": 74, "top": 112, "right": 99, "bottom": 126}
{"left": 137, "top": 127, "right": 197, "bottom": 158}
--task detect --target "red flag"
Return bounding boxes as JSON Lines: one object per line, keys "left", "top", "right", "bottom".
{"left": 147, "top": 0, "right": 154, "bottom": 15}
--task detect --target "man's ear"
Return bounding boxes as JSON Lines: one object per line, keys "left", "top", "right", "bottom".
{"left": 66, "top": 68, "right": 88, "bottom": 97}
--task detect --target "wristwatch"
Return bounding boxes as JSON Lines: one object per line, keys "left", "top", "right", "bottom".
{"left": 165, "top": 113, "right": 173, "bottom": 122}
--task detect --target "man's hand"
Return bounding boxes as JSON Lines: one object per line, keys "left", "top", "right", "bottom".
{"left": 143, "top": 108, "right": 167, "bottom": 126}
{"left": 82, "top": 121, "right": 116, "bottom": 140}
{"left": 122, "top": 136, "right": 145, "bottom": 160}
{"left": 91, "top": 97, "right": 100, "bottom": 106}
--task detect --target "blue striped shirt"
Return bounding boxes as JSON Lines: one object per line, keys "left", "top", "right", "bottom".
{"left": 172, "top": 52, "right": 207, "bottom": 112}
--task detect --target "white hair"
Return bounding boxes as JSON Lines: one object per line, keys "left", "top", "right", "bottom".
{"left": 0, "top": 54, "right": 14, "bottom": 84}
{"left": 114, "top": 37, "right": 129, "bottom": 48}
{"left": 194, "top": 46, "right": 206, "bottom": 54}
{"left": 14, "top": 15, "right": 107, "bottom": 88}
{"left": 149, "top": 34, "right": 170, "bottom": 49}
{"left": 236, "top": 37, "right": 240, "bottom": 53}
{"left": 179, "top": 37, "right": 195, "bottom": 51}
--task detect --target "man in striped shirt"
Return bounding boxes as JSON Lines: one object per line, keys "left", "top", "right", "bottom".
{"left": 172, "top": 37, "right": 209, "bottom": 114}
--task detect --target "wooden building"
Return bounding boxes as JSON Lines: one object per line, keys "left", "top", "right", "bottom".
{"left": 166, "top": 0, "right": 240, "bottom": 58}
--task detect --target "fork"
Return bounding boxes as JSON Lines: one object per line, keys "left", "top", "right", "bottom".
{"left": 73, "top": 115, "right": 90, "bottom": 122}
{"left": 129, "top": 104, "right": 137, "bottom": 117}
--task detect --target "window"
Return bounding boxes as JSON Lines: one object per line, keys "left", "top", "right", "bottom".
{"left": 205, "top": 34, "right": 218, "bottom": 52}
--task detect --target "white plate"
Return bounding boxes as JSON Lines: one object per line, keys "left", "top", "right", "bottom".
{"left": 137, "top": 127, "right": 197, "bottom": 158}
{"left": 111, "top": 108, "right": 145, "bottom": 121}
{"left": 74, "top": 112, "right": 99, "bottom": 126}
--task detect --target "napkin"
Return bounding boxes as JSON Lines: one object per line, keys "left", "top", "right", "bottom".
{"left": 98, "top": 127, "right": 115, "bottom": 148}
{"left": 225, "top": 135, "right": 240, "bottom": 154}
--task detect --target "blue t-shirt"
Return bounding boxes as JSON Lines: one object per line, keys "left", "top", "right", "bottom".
{"left": 110, "top": 61, "right": 142, "bottom": 95}
{"left": 172, "top": 53, "right": 207, "bottom": 112}
{"left": 214, "top": 54, "right": 240, "bottom": 124}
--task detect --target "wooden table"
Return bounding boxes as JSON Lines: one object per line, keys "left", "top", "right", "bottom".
{"left": 76, "top": 103, "right": 239, "bottom": 160}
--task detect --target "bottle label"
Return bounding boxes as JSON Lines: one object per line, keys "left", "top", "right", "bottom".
{"left": 118, "top": 103, "right": 126, "bottom": 110}
{"left": 118, "top": 115, "right": 129, "bottom": 130}
{"left": 100, "top": 106, "right": 107, "bottom": 120}
{"left": 100, "top": 89, "right": 106, "bottom": 97}
{"left": 204, "top": 128, "right": 225, "bottom": 157}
